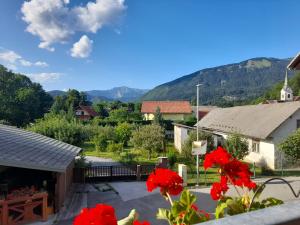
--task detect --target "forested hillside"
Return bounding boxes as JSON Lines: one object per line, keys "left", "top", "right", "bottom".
{"left": 142, "top": 58, "right": 291, "bottom": 106}
{"left": 0, "top": 65, "right": 53, "bottom": 126}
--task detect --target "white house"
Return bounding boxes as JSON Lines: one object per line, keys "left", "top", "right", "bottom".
{"left": 173, "top": 123, "right": 195, "bottom": 152}
{"left": 196, "top": 101, "right": 300, "bottom": 169}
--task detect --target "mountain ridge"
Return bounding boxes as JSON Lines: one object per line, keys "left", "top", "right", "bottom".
{"left": 48, "top": 86, "right": 149, "bottom": 102}
{"left": 142, "top": 57, "right": 292, "bottom": 106}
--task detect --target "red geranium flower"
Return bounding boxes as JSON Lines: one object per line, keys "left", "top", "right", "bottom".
{"left": 74, "top": 204, "right": 117, "bottom": 225}
{"left": 146, "top": 168, "right": 183, "bottom": 196}
{"left": 203, "top": 146, "right": 231, "bottom": 169}
{"left": 133, "top": 220, "right": 151, "bottom": 225}
{"left": 204, "top": 147, "right": 256, "bottom": 200}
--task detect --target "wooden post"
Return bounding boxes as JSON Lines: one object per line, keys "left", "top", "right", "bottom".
{"left": 2, "top": 201, "right": 8, "bottom": 225}
{"left": 136, "top": 165, "right": 141, "bottom": 181}
{"left": 42, "top": 194, "right": 48, "bottom": 221}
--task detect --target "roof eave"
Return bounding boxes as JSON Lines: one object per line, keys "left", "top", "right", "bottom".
{"left": 288, "top": 53, "right": 300, "bottom": 70}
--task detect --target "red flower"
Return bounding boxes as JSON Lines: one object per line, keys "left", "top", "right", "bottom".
{"left": 203, "top": 146, "right": 231, "bottom": 169}
{"left": 146, "top": 168, "right": 183, "bottom": 196}
{"left": 204, "top": 147, "right": 257, "bottom": 200}
{"left": 133, "top": 221, "right": 151, "bottom": 225}
{"left": 73, "top": 204, "right": 117, "bottom": 225}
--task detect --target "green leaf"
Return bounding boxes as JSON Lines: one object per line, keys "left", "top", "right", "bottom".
{"left": 179, "top": 190, "right": 197, "bottom": 209}
{"left": 157, "top": 208, "right": 172, "bottom": 221}
{"left": 215, "top": 202, "right": 228, "bottom": 219}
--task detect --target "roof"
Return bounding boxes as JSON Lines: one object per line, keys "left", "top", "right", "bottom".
{"left": 192, "top": 106, "right": 218, "bottom": 112}
{"left": 196, "top": 102, "right": 300, "bottom": 140}
{"left": 77, "top": 105, "right": 98, "bottom": 117}
{"left": 0, "top": 125, "right": 82, "bottom": 173}
{"left": 141, "top": 101, "right": 192, "bottom": 114}
{"left": 288, "top": 52, "right": 300, "bottom": 70}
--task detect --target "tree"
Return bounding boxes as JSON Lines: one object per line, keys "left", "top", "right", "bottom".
{"left": 131, "top": 124, "right": 165, "bottom": 159}
{"left": 115, "top": 122, "right": 132, "bottom": 147}
{"left": 224, "top": 133, "right": 249, "bottom": 160}
{"left": 93, "top": 102, "right": 109, "bottom": 118}
{"left": 109, "top": 107, "right": 129, "bottom": 122}
{"left": 153, "top": 107, "right": 163, "bottom": 125}
{"left": 279, "top": 129, "right": 300, "bottom": 162}
{"left": 181, "top": 130, "right": 214, "bottom": 161}
{"left": 0, "top": 65, "right": 53, "bottom": 126}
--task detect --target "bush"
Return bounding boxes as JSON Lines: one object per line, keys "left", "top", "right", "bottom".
{"left": 181, "top": 130, "right": 214, "bottom": 160}
{"left": 107, "top": 142, "right": 123, "bottom": 152}
{"left": 115, "top": 122, "right": 133, "bottom": 146}
{"left": 92, "top": 133, "right": 108, "bottom": 151}
{"left": 224, "top": 133, "right": 249, "bottom": 160}
{"left": 131, "top": 124, "right": 165, "bottom": 159}
{"left": 167, "top": 151, "right": 177, "bottom": 168}
{"left": 28, "top": 113, "right": 88, "bottom": 146}
{"left": 279, "top": 128, "right": 300, "bottom": 162}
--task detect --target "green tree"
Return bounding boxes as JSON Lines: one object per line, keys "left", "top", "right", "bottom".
{"left": 92, "top": 133, "right": 108, "bottom": 151}
{"left": 93, "top": 102, "right": 109, "bottom": 118}
{"left": 279, "top": 129, "right": 300, "bottom": 162}
{"left": 181, "top": 130, "right": 214, "bottom": 160}
{"left": 153, "top": 106, "right": 163, "bottom": 125}
{"left": 115, "top": 122, "right": 132, "bottom": 147}
{"left": 0, "top": 65, "right": 53, "bottom": 126}
{"left": 109, "top": 107, "right": 129, "bottom": 122}
{"left": 224, "top": 133, "right": 249, "bottom": 160}
{"left": 131, "top": 124, "right": 165, "bottom": 159}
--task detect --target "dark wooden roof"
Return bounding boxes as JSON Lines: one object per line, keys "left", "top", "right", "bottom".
{"left": 288, "top": 53, "right": 300, "bottom": 70}
{"left": 0, "top": 125, "right": 82, "bottom": 173}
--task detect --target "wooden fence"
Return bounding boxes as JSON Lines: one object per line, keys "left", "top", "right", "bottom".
{"left": 73, "top": 164, "right": 156, "bottom": 183}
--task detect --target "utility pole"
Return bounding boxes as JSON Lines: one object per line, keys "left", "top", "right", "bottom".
{"left": 196, "top": 84, "right": 202, "bottom": 186}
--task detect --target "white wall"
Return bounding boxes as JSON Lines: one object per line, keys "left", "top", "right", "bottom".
{"left": 174, "top": 125, "right": 189, "bottom": 153}
{"left": 269, "top": 109, "right": 300, "bottom": 168}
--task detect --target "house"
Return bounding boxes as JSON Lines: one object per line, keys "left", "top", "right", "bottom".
{"left": 196, "top": 102, "right": 300, "bottom": 170}
{"left": 192, "top": 105, "right": 218, "bottom": 120}
{"left": 173, "top": 123, "right": 196, "bottom": 152}
{"left": 141, "top": 101, "right": 192, "bottom": 121}
{"left": 0, "top": 125, "right": 81, "bottom": 224}
{"left": 75, "top": 105, "right": 98, "bottom": 120}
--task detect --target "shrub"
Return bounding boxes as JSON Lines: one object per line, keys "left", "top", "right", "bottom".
{"left": 107, "top": 142, "right": 123, "bottom": 153}
{"left": 224, "top": 133, "right": 249, "bottom": 160}
{"left": 131, "top": 124, "right": 165, "bottom": 159}
{"left": 28, "top": 113, "right": 88, "bottom": 146}
{"left": 279, "top": 128, "right": 300, "bottom": 162}
{"left": 167, "top": 151, "right": 177, "bottom": 168}
{"left": 92, "top": 133, "right": 108, "bottom": 151}
{"left": 115, "top": 122, "right": 133, "bottom": 146}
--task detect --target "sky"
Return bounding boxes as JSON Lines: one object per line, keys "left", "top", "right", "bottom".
{"left": 0, "top": 0, "right": 300, "bottom": 91}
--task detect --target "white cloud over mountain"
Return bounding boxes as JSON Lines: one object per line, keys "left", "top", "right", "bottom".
{"left": 26, "top": 73, "right": 62, "bottom": 84}
{"left": 21, "top": 0, "right": 126, "bottom": 55}
{"left": 71, "top": 35, "right": 93, "bottom": 58}
{"left": 0, "top": 49, "right": 48, "bottom": 69}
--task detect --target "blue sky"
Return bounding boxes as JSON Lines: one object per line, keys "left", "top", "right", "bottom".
{"left": 0, "top": 0, "right": 299, "bottom": 91}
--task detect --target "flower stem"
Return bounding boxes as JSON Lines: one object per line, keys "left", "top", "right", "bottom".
{"left": 226, "top": 175, "right": 243, "bottom": 198}
{"left": 166, "top": 192, "right": 174, "bottom": 206}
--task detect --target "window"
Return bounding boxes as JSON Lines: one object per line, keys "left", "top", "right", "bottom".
{"left": 288, "top": 94, "right": 291, "bottom": 98}
{"left": 252, "top": 140, "right": 260, "bottom": 153}
{"left": 297, "top": 120, "right": 300, "bottom": 129}
{"left": 81, "top": 111, "right": 84, "bottom": 115}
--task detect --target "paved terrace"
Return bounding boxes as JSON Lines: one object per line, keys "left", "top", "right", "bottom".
{"left": 36, "top": 177, "right": 299, "bottom": 225}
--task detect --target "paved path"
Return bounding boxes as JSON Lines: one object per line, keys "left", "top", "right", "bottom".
{"left": 85, "top": 156, "right": 121, "bottom": 166}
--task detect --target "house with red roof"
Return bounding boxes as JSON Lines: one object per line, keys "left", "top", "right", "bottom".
{"left": 75, "top": 105, "right": 98, "bottom": 120}
{"left": 141, "top": 101, "right": 192, "bottom": 121}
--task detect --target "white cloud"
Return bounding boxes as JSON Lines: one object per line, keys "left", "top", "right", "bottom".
{"left": 26, "top": 72, "right": 62, "bottom": 84}
{"left": 0, "top": 50, "right": 21, "bottom": 63}
{"left": 71, "top": 35, "right": 93, "bottom": 58}
{"left": 35, "top": 61, "right": 49, "bottom": 67}
{"left": 0, "top": 49, "right": 48, "bottom": 68}
{"left": 21, "top": 0, "right": 126, "bottom": 52}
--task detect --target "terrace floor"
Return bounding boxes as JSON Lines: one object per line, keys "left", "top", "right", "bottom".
{"left": 30, "top": 177, "right": 300, "bottom": 225}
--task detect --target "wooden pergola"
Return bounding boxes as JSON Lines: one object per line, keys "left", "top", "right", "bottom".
{"left": 0, "top": 125, "right": 82, "bottom": 225}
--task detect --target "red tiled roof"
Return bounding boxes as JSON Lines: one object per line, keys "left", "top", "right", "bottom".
{"left": 78, "top": 105, "right": 98, "bottom": 117}
{"left": 141, "top": 101, "right": 192, "bottom": 114}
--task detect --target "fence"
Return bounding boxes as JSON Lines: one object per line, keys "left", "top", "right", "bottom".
{"left": 73, "top": 164, "right": 156, "bottom": 183}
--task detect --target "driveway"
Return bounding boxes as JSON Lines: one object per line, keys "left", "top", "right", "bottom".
{"left": 85, "top": 156, "right": 121, "bottom": 166}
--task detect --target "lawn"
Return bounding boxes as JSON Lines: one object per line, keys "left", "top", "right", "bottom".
{"left": 81, "top": 141, "right": 278, "bottom": 186}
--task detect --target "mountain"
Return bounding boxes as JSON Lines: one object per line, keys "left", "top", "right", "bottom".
{"left": 142, "top": 57, "right": 292, "bottom": 106}
{"left": 48, "top": 86, "right": 148, "bottom": 102}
